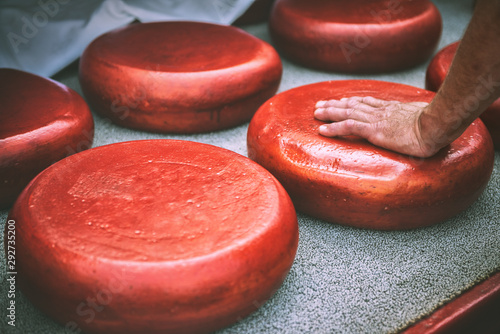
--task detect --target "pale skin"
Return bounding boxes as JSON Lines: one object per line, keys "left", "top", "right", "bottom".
{"left": 314, "top": 0, "right": 500, "bottom": 158}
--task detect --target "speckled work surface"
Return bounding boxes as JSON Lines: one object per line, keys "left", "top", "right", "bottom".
{"left": 1, "top": 0, "right": 499, "bottom": 333}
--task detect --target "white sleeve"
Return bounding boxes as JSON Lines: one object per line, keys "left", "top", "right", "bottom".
{"left": 0, "top": 0, "right": 255, "bottom": 77}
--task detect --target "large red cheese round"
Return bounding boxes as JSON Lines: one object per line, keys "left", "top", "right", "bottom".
{"left": 247, "top": 80, "right": 494, "bottom": 230}
{"left": 426, "top": 41, "right": 500, "bottom": 149}
{"left": 269, "top": 0, "right": 442, "bottom": 73}
{"left": 8, "top": 140, "right": 298, "bottom": 334}
{"left": 0, "top": 68, "right": 94, "bottom": 209}
{"left": 79, "top": 21, "right": 282, "bottom": 133}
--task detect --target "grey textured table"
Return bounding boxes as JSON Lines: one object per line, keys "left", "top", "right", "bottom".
{"left": 1, "top": 0, "right": 499, "bottom": 333}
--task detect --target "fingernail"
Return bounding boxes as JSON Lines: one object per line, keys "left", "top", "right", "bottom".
{"left": 319, "top": 125, "right": 327, "bottom": 132}
{"left": 316, "top": 101, "right": 326, "bottom": 107}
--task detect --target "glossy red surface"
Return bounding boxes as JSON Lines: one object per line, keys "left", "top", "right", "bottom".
{"left": 79, "top": 21, "right": 282, "bottom": 133}
{"left": 247, "top": 80, "right": 494, "bottom": 230}
{"left": 402, "top": 271, "right": 500, "bottom": 334}
{"left": 8, "top": 140, "right": 298, "bottom": 334}
{"left": 426, "top": 41, "right": 500, "bottom": 149}
{"left": 0, "top": 68, "right": 94, "bottom": 209}
{"left": 269, "top": 0, "right": 442, "bottom": 73}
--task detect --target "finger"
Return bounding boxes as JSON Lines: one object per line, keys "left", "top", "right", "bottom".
{"left": 316, "top": 96, "right": 387, "bottom": 109}
{"left": 316, "top": 97, "right": 362, "bottom": 109}
{"left": 318, "top": 119, "right": 372, "bottom": 138}
{"left": 316, "top": 100, "right": 329, "bottom": 108}
{"left": 357, "top": 96, "right": 392, "bottom": 108}
{"left": 314, "top": 106, "right": 371, "bottom": 122}
{"left": 407, "top": 101, "right": 429, "bottom": 108}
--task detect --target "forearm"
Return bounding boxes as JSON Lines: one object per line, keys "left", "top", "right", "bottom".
{"left": 420, "top": 0, "right": 500, "bottom": 150}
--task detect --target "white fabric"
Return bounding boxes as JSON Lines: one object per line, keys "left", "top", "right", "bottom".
{"left": 0, "top": 0, "right": 255, "bottom": 77}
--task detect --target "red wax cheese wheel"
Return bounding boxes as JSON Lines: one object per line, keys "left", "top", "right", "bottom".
{"left": 0, "top": 68, "right": 94, "bottom": 209}
{"left": 426, "top": 41, "right": 500, "bottom": 149}
{"left": 269, "top": 0, "right": 442, "bottom": 73}
{"left": 247, "top": 80, "right": 494, "bottom": 230}
{"left": 8, "top": 140, "right": 298, "bottom": 334}
{"left": 79, "top": 21, "right": 282, "bottom": 133}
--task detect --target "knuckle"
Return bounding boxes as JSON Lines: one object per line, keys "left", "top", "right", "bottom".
{"left": 346, "top": 99, "right": 359, "bottom": 108}
{"left": 344, "top": 119, "right": 358, "bottom": 129}
{"left": 361, "top": 96, "right": 374, "bottom": 104}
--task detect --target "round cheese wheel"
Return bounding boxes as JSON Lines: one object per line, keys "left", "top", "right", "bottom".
{"left": 269, "top": 0, "right": 442, "bottom": 73}
{"left": 0, "top": 68, "right": 94, "bottom": 209}
{"left": 426, "top": 41, "right": 500, "bottom": 149}
{"left": 9, "top": 140, "right": 298, "bottom": 334}
{"left": 247, "top": 80, "right": 494, "bottom": 230}
{"left": 79, "top": 21, "right": 282, "bottom": 133}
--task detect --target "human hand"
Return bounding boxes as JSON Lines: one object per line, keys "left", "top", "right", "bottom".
{"left": 314, "top": 96, "right": 440, "bottom": 158}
